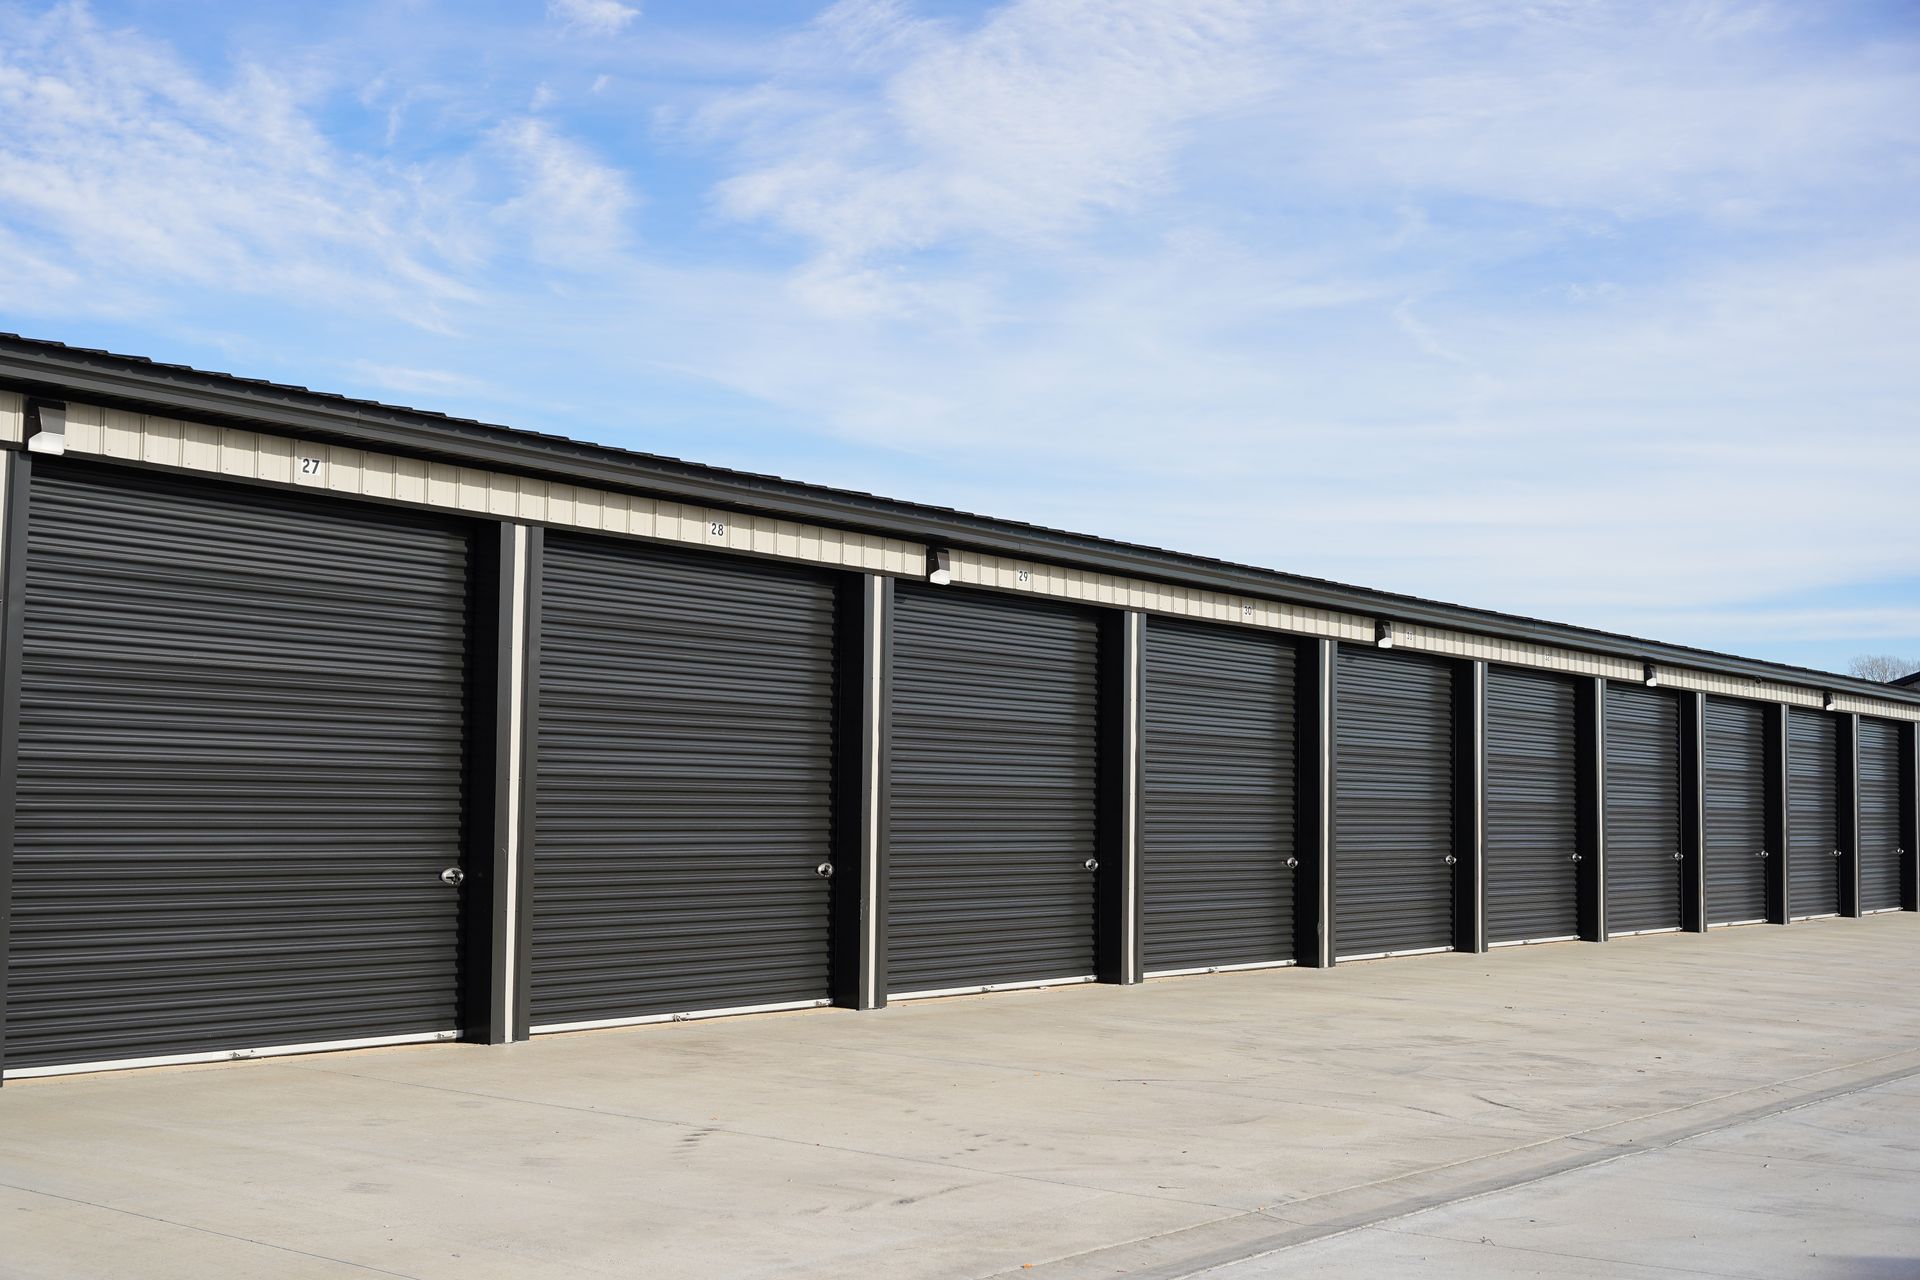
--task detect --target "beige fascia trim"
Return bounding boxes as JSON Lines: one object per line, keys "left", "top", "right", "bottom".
{"left": 944, "top": 548, "right": 1920, "bottom": 724}
{"left": 1393, "top": 621, "right": 1642, "bottom": 681}
{"left": 31, "top": 398, "right": 1920, "bottom": 727}
{"left": 1830, "top": 692, "right": 1920, "bottom": 723}
{"left": 947, "top": 549, "right": 1374, "bottom": 641}
{"left": 1662, "top": 666, "right": 1824, "bottom": 710}
{"left": 57, "top": 401, "right": 925, "bottom": 577}
{"left": 0, "top": 389, "right": 23, "bottom": 445}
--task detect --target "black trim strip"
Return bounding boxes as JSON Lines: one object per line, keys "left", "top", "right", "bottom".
{"left": 1764, "top": 704, "right": 1790, "bottom": 925}
{"left": 1682, "top": 692, "right": 1707, "bottom": 933}
{"left": 510, "top": 528, "right": 542, "bottom": 1040}
{"left": 1576, "top": 678, "right": 1605, "bottom": 942}
{"left": 1304, "top": 639, "right": 1336, "bottom": 967}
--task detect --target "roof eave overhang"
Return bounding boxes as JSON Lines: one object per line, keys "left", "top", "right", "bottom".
{"left": 3, "top": 341, "right": 1916, "bottom": 710}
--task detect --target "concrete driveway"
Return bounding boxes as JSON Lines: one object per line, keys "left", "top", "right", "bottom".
{"left": 3, "top": 915, "right": 1918, "bottom": 1279}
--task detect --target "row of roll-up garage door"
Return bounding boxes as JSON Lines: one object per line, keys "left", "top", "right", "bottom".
{"left": 4, "top": 460, "right": 1915, "bottom": 1074}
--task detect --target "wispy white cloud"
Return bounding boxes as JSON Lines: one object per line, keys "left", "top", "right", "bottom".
{"left": 700, "top": 0, "right": 1271, "bottom": 308}
{"left": 655, "top": 0, "right": 1919, "bottom": 645}
{"left": 489, "top": 118, "right": 637, "bottom": 267}
{"left": 0, "top": 4, "right": 488, "bottom": 328}
{"left": 548, "top": 0, "right": 639, "bottom": 38}
{"left": 348, "top": 360, "right": 496, "bottom": 399}
{"left": 0, "top": 2, "right": 637, "bottom": 325}
{"left": 0, "top": 0, "right": 1914, "bottom": 672}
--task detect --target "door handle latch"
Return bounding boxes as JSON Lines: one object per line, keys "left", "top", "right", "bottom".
{"left": 1570, "top": 853, "right": 1582, "bottom": 862}
{"left": 1284, "top": 856, "right": 1299, "bottom": 870}
{"left": 815, "top": 862, "right": 834, "bottom": 879}
{"left": 1083, "top": 858, "right": 1100, "bottom": 872}
{"left": 1672, "top": 851, "right": 1685, "bottom": 861}
{"left": 440, "top": 867, "right": 465, "bottom": 887}
{"left": 1443, "top": 854, "right": 1458, "bottom": 866}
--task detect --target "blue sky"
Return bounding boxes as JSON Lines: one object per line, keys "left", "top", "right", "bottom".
{"left": 1, "top": 1, "right": 1916, "bottom": 676}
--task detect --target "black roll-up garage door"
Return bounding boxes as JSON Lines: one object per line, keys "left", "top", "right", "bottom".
{"left": 531, "top": 535, "right": 836, "bottom": 1028}
{"left": 8, "top": 461, "right": 469, "bottom": 1074}
{"left": 1483, "top": 667, "right": 1580, "bottom": 945}
{"left": 1858, "top": 718, "right": 1905, "bottom": 912}
{"left": 1141, "top": 619, "right": 1298, "bottom": 973}
{"left": 1604, "top": 685, "right": 1683, "bottom": 934}
{"left": 1703, "top": 697, "right": 1769, "bottom": 925}
{"left": 887, "top": 586, "right": 1099, "bottom": 995}
{"left": 1334, "top": 647, "right": 1454, "bottom": 958}
{"left": 1787, "top": 708, "right": 1842, "bottom": 919}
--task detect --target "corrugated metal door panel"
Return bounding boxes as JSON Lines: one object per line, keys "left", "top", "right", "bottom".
{"left": 887, "top": 585, "right": 1099, "bottom": 994}
{"left": 1483, "top": 667, "right": 1580, "bottom": 944}
{"left": 1141, "top": 619, "right": 1298, "bottom": 972}
{"left": 8, "top": 461, "right": 468, "bottom": 1071}
{"left": 1787, "top": 708, "right": 1842, "bottom": 918}
{"left": 1703, "top": 697, "right": 1769, "bottom": 924}
{"left": 1858, "top": 721, "right": 1904, "bottom": 909}
{"left": 1334, "top": 647, "right": 1453, "bottom": 957}
{"left": 531, "top": 534, "right": 836, "bottom": 1027}
{"left": 1604, "top": 685, "right": 1683, "bottom": 933}
{"left": 1858, "top": 718, "right": 1904, "bottom": 911}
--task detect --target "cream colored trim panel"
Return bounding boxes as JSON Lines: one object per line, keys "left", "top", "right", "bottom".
{"left": 1662, "top": 666, "right": 1824, "bottom": 710}
{"left": 0, "top": 390, "right": 22, "bottom": 445}
{"left": 948, "top": 551, "right": 1373, "bottom": 641}
{"left": 58, "top": 401, "right": 924, "bottom": 577}
{"left": 1831, "top": 693, "right": 1920, "bottom": 722}
{"left": 1395, "top": 622, "right": 1641, "bottom": 681}
{"left": 36, "top": 398, "right": 1920, "bottom": 725}
{"left": 944, "top": 549, "right": 1919, "bottom": 722}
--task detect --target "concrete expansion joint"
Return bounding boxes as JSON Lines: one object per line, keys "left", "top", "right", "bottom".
{"left": 997, "top": 1049, "right": 1920, "bottom": 1280}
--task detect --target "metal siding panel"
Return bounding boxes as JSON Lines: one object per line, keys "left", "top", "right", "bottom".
{"left": 1334, "top": 647, "right": 1454, "bottom": 956}
{"left": 1703, "top": 697, "right": 1770, "bottom": 923}
{"left": 1484, "top": 667, "right": 1580, "bottom": 943}
{"left": 53, "top": 398, "right": 922, "bottom": 579}
{"left": 530, "top": 534, "right": 837, "bottom": 1025}
{"left": 1787, "top": 708, "right": 1843, "bottom": 917}
{"left": 1603, "top": 685, "right": 1684, "bottom": 933}
{"left": 1832, "top": 693, "right": 1920, "bottom": 722}
{"left": 37, "top": 401, "right": 1920, "bottom": 729}
{"left": 886, "top": 585, "right": 1100, "bottom": 992}
{"left": 1140, "top": 618, "right": 1299, "bottom": 971}
{"left": 1666, "top": 667, "right": 1823, "bottom": 709}
{"left": 7, "top": 460, "right": 469, "bottom": 1071}
{"left": 947, "top": 553, "right": 1373, "bottom": 642}
{"left": 1856, "top": 717, "right": 1903, "bottom": 912}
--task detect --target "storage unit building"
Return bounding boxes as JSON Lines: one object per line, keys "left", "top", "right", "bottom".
{"left": 1858, "top": 717, "right": 1907, "bottom": 913}
{"left": 1483, "top": 666, "right": 1583, "bottom": 945}
{"left": 1787, "top": 709, "right": 1843, "bottom": 920}
{"left": 8, "top": 461, "right": 471, "bottom": 1074}
{"left": 1, "top": 334, "right": 1917, "bottom": 1081}
{"left": 1702, "top": 697, "right": 1771, "bottom": 926}
{"left": 1603, "top": 685, "right": 1684, "bottom": 935}
{"left": 885, "top": 586, "right": 1102, "bottom": 997}
{"left": 529, "top": 535, "right": 839, "bottom": 1031}
{"left": 1333, "top": 647, "right": 1456, "bottom": 959}
{"left": 1140, "top": 619, "right": 1300, "bottom": 973}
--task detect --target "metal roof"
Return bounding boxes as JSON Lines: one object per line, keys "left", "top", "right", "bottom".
{"left": 2, "top": 330, "right": 1914, "bottom": 708}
